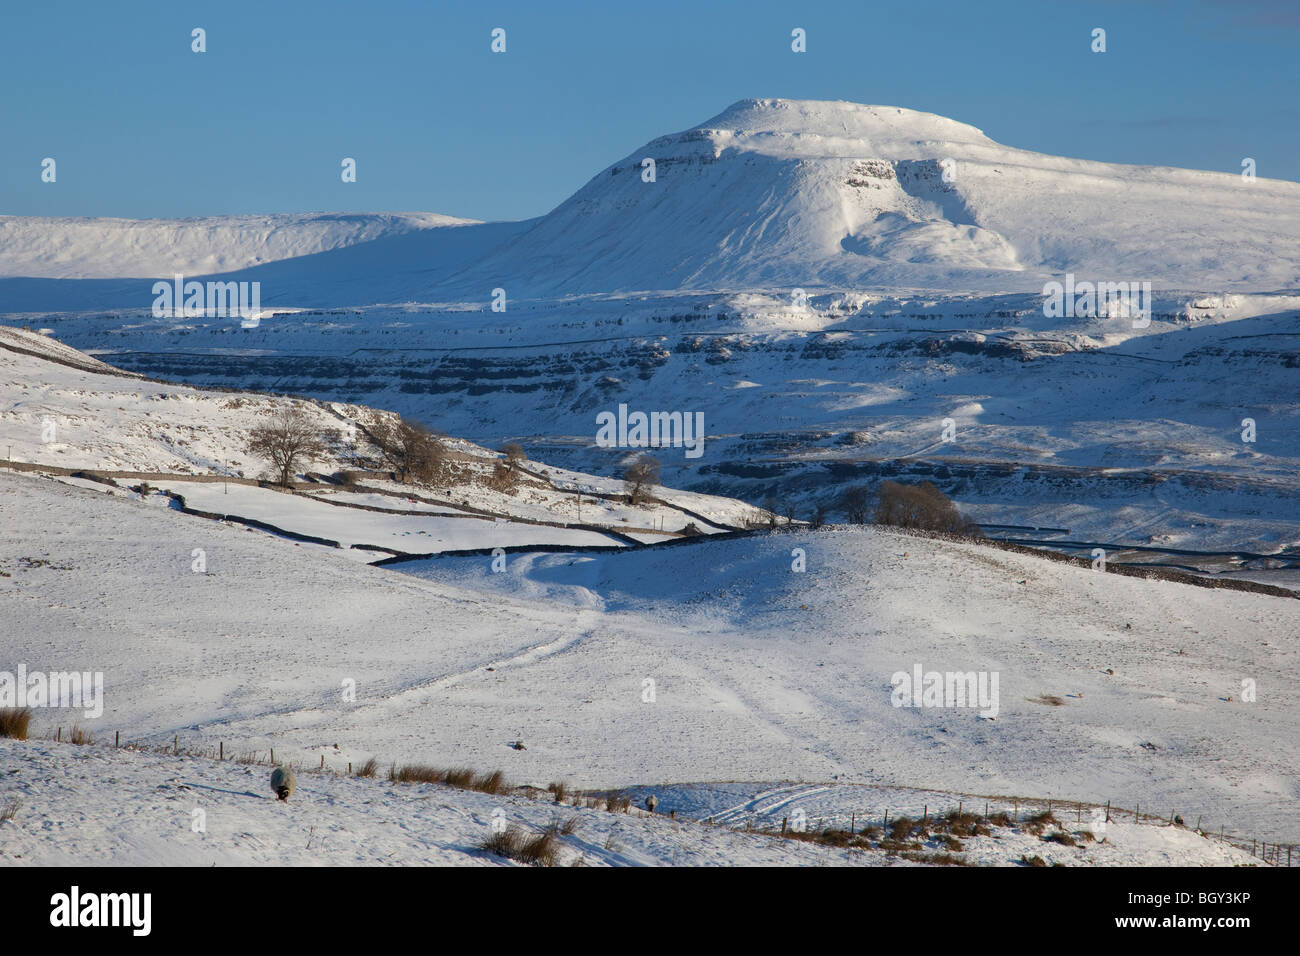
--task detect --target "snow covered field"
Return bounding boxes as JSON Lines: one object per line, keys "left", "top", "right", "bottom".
{"left": 3, "top": 470, "right": 1297, "bottom": 861}
{"left": 0, "top": 739, "right": 1263, "bottom": 867}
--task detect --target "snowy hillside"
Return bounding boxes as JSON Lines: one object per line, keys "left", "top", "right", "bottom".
{"left": 0, "top": 328, "right": 757, "bottom": 556}
{"left": 3, "top": 472, "right": 1297, "bottom": 849}
{"left": 0, "top": 211, "right": 474, "bottom": 279}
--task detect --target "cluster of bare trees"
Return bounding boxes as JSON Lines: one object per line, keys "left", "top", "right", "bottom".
{"left": 841, "top": 479, "right": 980, "bottom": 535}
{"left": 246, "top": 405, "right": 448, "bottom": 488}
{"left": 369, "top": 416, "right": 448, "bottom": 484}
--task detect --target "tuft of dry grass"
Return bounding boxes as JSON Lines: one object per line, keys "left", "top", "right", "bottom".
{"left": 787, "top": 827, "right": 860, "bottom": 848}
{"left": 547, "top": 781, "right": 569, "bottom": 804}
{"left": 0, "top": 708, "right": 31, "bottom": 740}
{"left": 68, "top": 724, "right": 93, "bottom": 746}
{"left": 1020, "top": 854, "right": 1048, "bottom": 867}
{"left": 474, "top": 770, "right": 508, "bottom": 795}
{"left": 940, "top": 810, "right": 990, "bottom": 838}
{"left": 899, "top": 850, "right": 970, "bottom": 866}
{"left": 1043, "top": 831, "right": 1078, "bottom": 847}
{"left": 605, "top": 792, "right": 631, "bottom": 814}
{"left": 356, "top": 757, "right": 378, "bottom": 778}
{"left": 1021, "top": 810, "right": 1057, "bottom": 835}
{"left": 480, "top": 825, "right": 560, "bottom": 866}
{"left": 1027, "top": 695, "right": 1066, "bottom": 707}
{"left": 0, "top": 796, "right": 19, "bottom": 826}
{"left": 441, "top": 767, "right": 476, "bottom": 789}
{"left": 389, "top": 764, "right": 510, "bottom": 796}
{"left": 889, "top": 815, "right": 921, "bottom": 841}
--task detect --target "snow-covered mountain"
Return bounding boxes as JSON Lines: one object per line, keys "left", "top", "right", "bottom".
{"left": 448, "top": 98, "right": 1300, "bottom": 296}
{"left": 4, "top": 99, "right": 1298, "bottom": 305}
{"left": 0, "top": 211, "right": 474, "bottom": 279}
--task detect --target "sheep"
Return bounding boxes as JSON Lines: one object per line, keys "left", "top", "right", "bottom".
{"left": 644, "top": 794, "right": 658, "bottom": 813}
{"left": 271, "top": 765, "right": 296, "bottom": 801}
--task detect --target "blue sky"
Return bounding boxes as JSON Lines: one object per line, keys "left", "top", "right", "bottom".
{"left": 2, "top": 0, "right": 1296, "bottom": 221}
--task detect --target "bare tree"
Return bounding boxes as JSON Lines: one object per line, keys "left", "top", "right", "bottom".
{"left": 247, "top": 405, "right": 329, "bottom": 487}
{"left": 841, "top": 485, "right": 871, "bottom": 524}
{"left": 623, "top": 454, "right": 661, "bottom": 504}
{"left": 500, "top": 442, "right": 526, "bottom": 467}
{"left": 370, "top": 416, "right": 447, "bottom": 485}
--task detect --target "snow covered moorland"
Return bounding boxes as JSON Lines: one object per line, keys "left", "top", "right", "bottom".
{"left": 1, "top": 464, "right": 1295, "bottom": 866}
{"left": 2, "top": 97, "right": 1298, "bottom": 869}
{"left": 1, "top": 335, "right": 1297, "bottom": 865}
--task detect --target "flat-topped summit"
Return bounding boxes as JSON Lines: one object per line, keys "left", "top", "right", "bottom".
{"left": 685, "top": 98, "right": 995, "bottom": 159}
